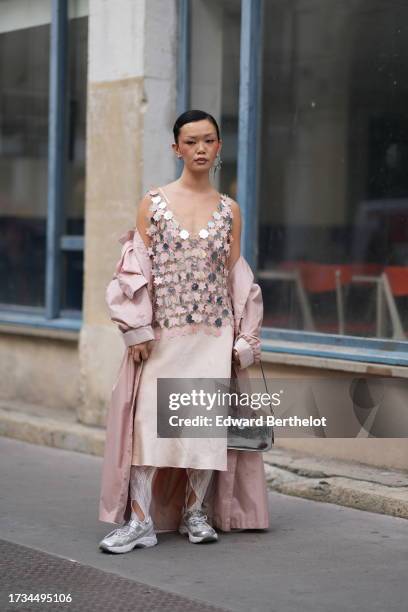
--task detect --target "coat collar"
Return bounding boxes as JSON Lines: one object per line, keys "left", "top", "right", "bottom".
{"left": 118, "top": 227, "right": 152, "bottom": 284}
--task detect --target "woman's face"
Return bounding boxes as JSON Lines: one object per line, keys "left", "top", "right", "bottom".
{"left": 174, "top": 119, "right": 221, "bottom": 172}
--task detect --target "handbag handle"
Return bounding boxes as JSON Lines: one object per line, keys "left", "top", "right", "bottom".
{"left": 259, "top": 359, "right": 275, "bottom": 417}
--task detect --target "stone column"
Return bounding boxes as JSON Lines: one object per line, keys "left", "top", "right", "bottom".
{"left": 79, "top": 0, "right": 177, "bottom": 426}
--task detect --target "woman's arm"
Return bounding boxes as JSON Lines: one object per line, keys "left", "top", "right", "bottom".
{"left": 124, "top": 193, "right": 156, "bottom": 362}
{"left": 227, "top": 198, "right": 263, "bottom": 370}
{"left": 105, "top": 193, "right": 156, "bottom": 360}
{"left": 135, "top": 193, "right": 152, "bottom": 250}
{"left": 233, "top": 282, "right": 263, "bottom": 369}
{"left": 227, "top": 199, "right": 242, "bottom": 366}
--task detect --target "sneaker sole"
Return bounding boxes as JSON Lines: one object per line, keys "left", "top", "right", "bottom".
{"left": 99, "top": 535, "right": 158, "bottom": 554}
{"left": 179, "top": 526, "right": 218, "bottom": 544}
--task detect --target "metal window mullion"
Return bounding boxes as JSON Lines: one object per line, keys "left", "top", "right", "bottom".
{"left": 237, "top": 0, "right": 264, "bottom": 269}
{"left": 46, "top": 0, "right": 68, "bottom": 319}
{"left": 177, "top": 0, "right": 190, "bottom": 115}
{"left": 176, "top": 0, "right": 191, "bottom": 178}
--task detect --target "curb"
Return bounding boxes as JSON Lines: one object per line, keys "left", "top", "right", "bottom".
{"left": 1, "top": 402, "right": 407, "bottom": 520}
{"left": 0, "top": 404, "right": 105, "bottom": 457}
{"left": 264, "top": 449, "right": 408, "bottom": 520}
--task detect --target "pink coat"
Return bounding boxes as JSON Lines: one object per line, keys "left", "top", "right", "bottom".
{"left": 99, "top": 227, "right": 270, "bottom": 532}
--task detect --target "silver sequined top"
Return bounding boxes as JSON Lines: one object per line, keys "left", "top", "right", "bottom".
{"left": 145, "top": 188, "right": 235, "bottom": 338}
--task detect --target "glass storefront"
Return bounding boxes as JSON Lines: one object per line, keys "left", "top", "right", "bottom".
{"left": 258, "top": 0, "right": 408, "bottom": 341}
{"left": 0, "top": 0, "right": 88, "bottom": 316}
{"left": 0, "top": 1, "right": 51, "bottom": 308}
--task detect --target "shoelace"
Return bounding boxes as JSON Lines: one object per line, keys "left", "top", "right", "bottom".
{"left": 114, "top": 524, "right": 132, "bottom": 536}
{"left": 186, "top": 511, "right": 210, "bottom": 526}
{"left": 114, "top": 518, "right": 147, "bottom": 536}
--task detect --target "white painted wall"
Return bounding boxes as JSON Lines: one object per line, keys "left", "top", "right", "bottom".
{"left": 142, "top": 0, "right": 178, "bottom": 191}
{"left": 88, "top": 0, "right": 177, "bottom": 186}
{"left": 0, "top": 0, "right": 89, "bottom": 33}
{"left": 88, "top": 0, "right": 146, "bottom": 82}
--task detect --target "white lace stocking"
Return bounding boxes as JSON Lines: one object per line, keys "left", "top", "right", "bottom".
{"left": 184, "top": 468, "right": 214, "bottom": 512}
{"left": 129, "top": 465, "right": 157, "bottom": 521}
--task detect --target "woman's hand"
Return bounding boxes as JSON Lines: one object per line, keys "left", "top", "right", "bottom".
{"left": 232, "top": 348, "right": 241, "bottom": 367}
{"left": 128, "top": 340, "right": 155, "bottom": 363}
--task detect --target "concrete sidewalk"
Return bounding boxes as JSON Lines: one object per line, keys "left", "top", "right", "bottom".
{"left": 0, "top": 437, "right": 407, "bottom": 612}
{"left": 263, "top": 448, "right": 408, "bottom": 520}
{"left": 1, "top": 397, "right": 407, "bottom": 520}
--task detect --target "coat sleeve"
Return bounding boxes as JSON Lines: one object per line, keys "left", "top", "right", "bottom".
{"left": 233, "top": 281, "right": 263, "bottom": 369}
{"left": 105, "top": 237, "right": 155, "bottom": 348}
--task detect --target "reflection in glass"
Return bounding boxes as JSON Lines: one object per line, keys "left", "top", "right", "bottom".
{"left": 61, "top": 250, "right": 83, "bottom": 313}
{"left": 0, "top": 11, "right": 50, "bottom": 307}
{"left": 190, "top": 0, "right": 241, "bottom": 197}
{"left": 61, "top": 5, "right": 88, "bottom": 313}
{"left": 65, "top": 12, "right": 87, "bottom": 237}
{"left": 258, "top": 0, "right": 408, "bottom": 340}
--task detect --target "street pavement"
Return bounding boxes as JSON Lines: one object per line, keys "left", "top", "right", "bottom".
{"left": 0, "top": 437, "right": 406, "bottom": 612}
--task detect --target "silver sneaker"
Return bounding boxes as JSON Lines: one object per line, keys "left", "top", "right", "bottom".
{"left": 179, "top": 509, "right": 218, "bottom": 543}
{"left": 99, "top": 516, "right": 157, "bottom": 554}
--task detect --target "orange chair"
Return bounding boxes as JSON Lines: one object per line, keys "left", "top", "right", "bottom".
{"left": 271, "top": 261, "right": 353, "bottom": 334}
{"left": 350, "top": 264, "right": 408, "bottom": 338}
{"left": 296, "top": 263, "right": 353, "bottom": 334}
{"left": 257, "top": 262, "right": 314, "bottom": 330}
{"left": 380, "top": 266, "right": 408, "bottom": 339}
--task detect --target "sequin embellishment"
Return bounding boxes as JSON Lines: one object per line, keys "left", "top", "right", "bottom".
{"left": 146, "top": 188, "right": 234, "bottom": 338}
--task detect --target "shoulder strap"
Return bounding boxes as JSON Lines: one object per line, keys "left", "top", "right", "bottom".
{"left": 260, "top": 359, "right": 274, "bottom": 416}
{"left": 221, "top": 194, "right": 233, "bottom": 230}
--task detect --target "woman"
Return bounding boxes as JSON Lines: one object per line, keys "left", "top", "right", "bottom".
{"left": 99, "top": 109, "right": 267, "bottom": 553}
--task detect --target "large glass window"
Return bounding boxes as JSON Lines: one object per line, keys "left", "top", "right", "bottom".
{"left": 62, "top": 1, "right": 88, "bottom": 313}
{"left": 0, "top": 1, "right": 51, "bottom": 308}
{"left": 190, "top": 0, "right": 241, "bottom": 198}
{"left": 0, "top": 0, "right": 88, "bottom": 322}
{"left": 258, "top": 0, "right": 408, "bottom": 341}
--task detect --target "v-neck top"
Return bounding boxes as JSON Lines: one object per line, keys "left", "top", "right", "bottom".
{"left": 157, "top": 187, "right": 225, "bottom": 239}
{"left": 145, "top": 187, "right": 235, "bottom": 337}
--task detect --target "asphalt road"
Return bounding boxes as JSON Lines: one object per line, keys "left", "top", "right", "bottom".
{"left": 0, "top": 437, "right": 406, "bottom": 612}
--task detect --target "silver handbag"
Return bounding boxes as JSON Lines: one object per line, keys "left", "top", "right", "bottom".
{"left": 227, "top": 360, "right": 274, "bottom": 452}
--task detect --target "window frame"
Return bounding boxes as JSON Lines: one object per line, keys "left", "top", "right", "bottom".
{"left": 179, "top": 0, "right": 408, "bottom": 366}
{"left": 0, "top": 0, "right": 84, "bottom": 332}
